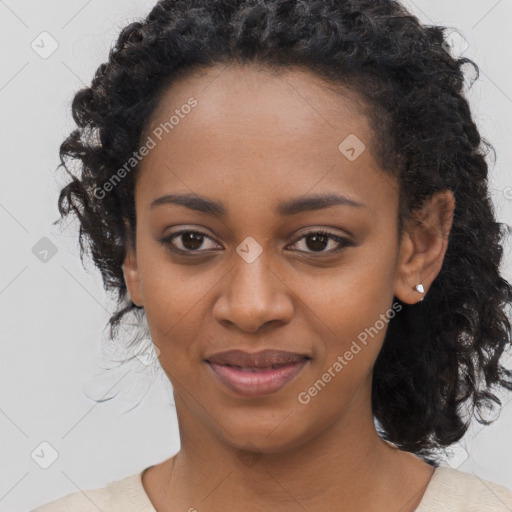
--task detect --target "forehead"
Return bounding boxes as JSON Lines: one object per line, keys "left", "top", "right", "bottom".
{"left": 135, "top": 64, "right": 396, "bottom": 213}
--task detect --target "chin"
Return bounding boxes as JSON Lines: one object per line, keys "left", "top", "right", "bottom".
{"left": 218, "top": 408, "right": 323, "bottom": 455}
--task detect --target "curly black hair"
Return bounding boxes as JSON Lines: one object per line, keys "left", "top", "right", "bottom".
{"left": 56, "top": 0, "right": 512, "bottom": 465}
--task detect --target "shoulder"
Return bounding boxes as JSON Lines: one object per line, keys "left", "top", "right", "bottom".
{"left": 29, "top": 472, "right": 154, "bottom": 512}
{"left": 417, "top": 465, "right": 512, "bottom": 511}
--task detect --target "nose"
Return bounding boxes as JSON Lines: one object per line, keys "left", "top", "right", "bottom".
{"left": 212, "top": 252, "right": 294, "bottom": 333}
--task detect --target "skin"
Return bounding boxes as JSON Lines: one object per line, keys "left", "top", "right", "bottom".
{"left": 123, "top": 64, "right": 455, "bottom": 512}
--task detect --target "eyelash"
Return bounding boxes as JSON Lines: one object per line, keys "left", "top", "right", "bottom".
{"left": 158, "top": 229, "right": 353, "bottom": 256}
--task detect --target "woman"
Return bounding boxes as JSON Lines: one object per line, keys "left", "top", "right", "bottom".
{"left": 32, "top": 0, "right": 512, "bottom": 510}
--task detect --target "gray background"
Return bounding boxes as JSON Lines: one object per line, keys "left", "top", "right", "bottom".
{"left": 1, "top": 1, "right": 511, "bottom": 510}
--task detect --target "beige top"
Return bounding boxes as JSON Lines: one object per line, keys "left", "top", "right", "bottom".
{"left": 30, "top": 465, "right": 512, "bottom": 511}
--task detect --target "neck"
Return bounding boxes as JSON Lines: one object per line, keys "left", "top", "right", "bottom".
{"left": 157, "top": 377, "right": 429, "bottom": 512}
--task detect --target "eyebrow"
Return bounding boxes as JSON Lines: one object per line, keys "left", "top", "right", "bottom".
{"left": 150, "top": 192, "right": 366, "bottom": 216}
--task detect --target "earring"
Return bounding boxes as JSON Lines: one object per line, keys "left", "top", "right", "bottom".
{"left": 415, "top": 283, "right": 424, "bottom": 302}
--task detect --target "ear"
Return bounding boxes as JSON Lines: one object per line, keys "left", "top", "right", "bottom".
{"left": 394, "top": 189, "right": 455, "bottom": 304}
{"left": 122, "top": 220, "right": 143, "bottom": 307}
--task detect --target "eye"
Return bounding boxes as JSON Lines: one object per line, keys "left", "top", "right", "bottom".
{"left": 159, "top": 229, "right": 353, "bottom": 256}
{"left": 159, "top": 230, "right": 221, "bottom": 254}
{"left": 286, "top": 230, "right": 353, "bottom": 255}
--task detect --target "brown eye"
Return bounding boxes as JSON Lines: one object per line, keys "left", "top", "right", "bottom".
{"left": 159, "top": 230, "right": 221, "bottom": 254}
{"left": 158, "top": 228, "right": 353, "bottom": 257}
{"left": 287, "top": 230, "right": 353, "bottom": 255}
{"left": 178, "top": 232, "right": 207, "bottom": 251}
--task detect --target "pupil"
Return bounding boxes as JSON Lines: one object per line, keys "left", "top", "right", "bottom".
{"left": 306, "top": 234, "right": 328, "bottom": 252}
{"left": 179, "top": 233, "right": 329, "bottom": 252}
{"left": 183, "top": 232, "right": 203, "bottom": 250}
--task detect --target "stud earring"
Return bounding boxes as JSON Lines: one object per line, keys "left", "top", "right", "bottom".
{"left": 415, "top": 283, "right": 424, "bottom": 302}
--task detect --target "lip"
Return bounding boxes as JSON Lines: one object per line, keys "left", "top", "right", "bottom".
{"left": 205, "top": 349, "right": 310, "bottom": 397}
{"left": 206, "top": 349, "right": 310, "bottom": 368}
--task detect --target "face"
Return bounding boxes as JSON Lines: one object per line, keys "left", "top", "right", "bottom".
{"left": 122, "top": 64, "right": 427, "bottom": 453}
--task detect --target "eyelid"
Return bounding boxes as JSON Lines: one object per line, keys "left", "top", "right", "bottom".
{"left": 159, "top": 229, "right": 221, "bottom": 253}
{"left": 159, "top": 226, "right": 353, "bottom": 256}
{"left": 286, "top": 229, "right": 353, "bottom": 255}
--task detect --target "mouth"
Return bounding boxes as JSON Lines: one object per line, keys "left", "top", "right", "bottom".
{"left": 204, "top": 349, "right": 311, "bottom": 397}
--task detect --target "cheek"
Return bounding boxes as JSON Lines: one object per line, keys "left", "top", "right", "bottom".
{"left": 137, "top": 226, "right": 398, "bottom": 375}
{"left": 299, "top": 240, "right": 398, "bottom": 382}
{"left": 135, "top": 248, "right": 203, "bottom": 352}
{"left": 301, "top": 248, "right": 397, "bottom": 337}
